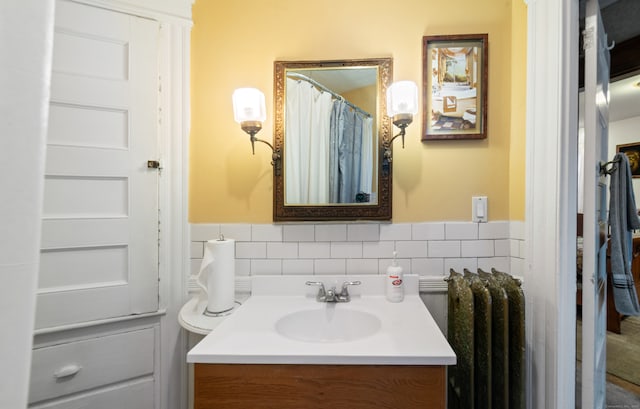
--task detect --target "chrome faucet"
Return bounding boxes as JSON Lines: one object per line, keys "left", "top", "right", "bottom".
{"left": 305, "top": 280, "right": 361, "bottom": 302}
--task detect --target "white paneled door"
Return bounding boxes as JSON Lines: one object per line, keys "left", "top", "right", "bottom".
{"left": 37, "top": 0, "right": 160, "bottom": 329}
{"left": 582, "top": 0, "right": 611, "bottom": 407}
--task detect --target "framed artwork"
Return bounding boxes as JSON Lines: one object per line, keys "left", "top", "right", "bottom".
{"left": 422, "top": 34, "right": 488, "bottom": 140}
{"left": 617, "top": 142, "right": 640, "bottom": 177}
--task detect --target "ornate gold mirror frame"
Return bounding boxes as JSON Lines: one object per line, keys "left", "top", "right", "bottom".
{"left": 273, "top": 58, "right": 393, "bottom": 221}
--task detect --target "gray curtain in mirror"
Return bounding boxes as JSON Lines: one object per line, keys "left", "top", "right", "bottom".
{"left": 286, "top": 78, "right": 373, "bottom": 204}
{"left": 330, "top": 101, "right": 374, "bottom": 203}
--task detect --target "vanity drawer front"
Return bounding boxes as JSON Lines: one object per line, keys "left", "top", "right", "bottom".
{"left": 29, "top": 378, "right": 154, "bottom": 409}
{"left": 29, "top": 327, "right": 155, "bottom": 404}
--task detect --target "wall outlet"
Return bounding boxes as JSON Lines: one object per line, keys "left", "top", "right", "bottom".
{"left": 472, "top": 196, "right": 488, "bottom": 223}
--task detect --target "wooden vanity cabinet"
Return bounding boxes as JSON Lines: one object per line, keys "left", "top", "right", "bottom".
{"left": 194, "top": 363, "right": 446, "bottom": 409}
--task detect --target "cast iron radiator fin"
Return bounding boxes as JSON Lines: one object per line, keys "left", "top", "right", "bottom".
{"left": 491, "top": 268, "right": 526, "bottom": 409}
{"left": 478, "top": 268, "right": 509, "bottom": 409}
{"left": 446, "top": 269, "right": 474, "bottom": 409}
{"left": 446, "top": 268, "right": 526, "bottom": 409}
{"left": 465, "top": 269, "right": 492, "bottom": 409}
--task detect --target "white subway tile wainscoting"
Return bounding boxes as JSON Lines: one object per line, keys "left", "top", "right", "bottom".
{"left": 189, "top": 221, "right": 525, "bottom": 278}
{"left": 188, "top": 221, "right": 524, "bottom": 334}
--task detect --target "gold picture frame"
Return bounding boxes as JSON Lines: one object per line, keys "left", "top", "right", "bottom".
{"left": 617, "top": 142, "right": 640, "bottom": 178}
{"left": 422, "top": 34, "right": 488, "bottom": 140}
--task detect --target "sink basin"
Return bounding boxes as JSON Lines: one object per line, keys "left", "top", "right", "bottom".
{"left": 275, "top": 307, "right": 381, "bottom": 343}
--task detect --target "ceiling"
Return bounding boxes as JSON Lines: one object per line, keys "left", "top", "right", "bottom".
{"left": 581, "top": 0, "right": 640, "bottom": 123}
{"left": 593, "top": 0, "right": 640, "bottom": 47}
{"left": 294, "top": 68, "right": 377, "bottom": 94}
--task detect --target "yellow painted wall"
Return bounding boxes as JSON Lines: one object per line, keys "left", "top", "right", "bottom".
{"left": 190, "top": 0, "right": 527, "bottom": 223}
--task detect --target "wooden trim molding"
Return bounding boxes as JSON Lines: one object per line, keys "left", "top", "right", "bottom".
{"left": 525, "top": 0, "right": 579, "bottom": 408}
{"left": 68, "top": 0, "right": 194, "bottom": 22}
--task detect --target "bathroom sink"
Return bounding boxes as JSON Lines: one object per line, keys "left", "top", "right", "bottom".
{"left": 275, "top": 307, "right": 381, "bottom": 343}
{"left": 188, "top": 275, "right": 456, "bottom": 366}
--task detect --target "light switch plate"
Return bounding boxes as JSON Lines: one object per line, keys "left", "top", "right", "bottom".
{"left": 472, "top": 196, "right": 488, "bottom": 223}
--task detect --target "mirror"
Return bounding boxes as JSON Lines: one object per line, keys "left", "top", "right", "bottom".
{"left": 273, "top": 58, "right": 393, "bottom": 221}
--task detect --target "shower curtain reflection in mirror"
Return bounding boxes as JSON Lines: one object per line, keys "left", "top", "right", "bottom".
{"left": 285, "top": 78, "right": 374, "bottom": 204}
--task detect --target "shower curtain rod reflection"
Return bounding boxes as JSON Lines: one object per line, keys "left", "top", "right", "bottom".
{"left": 286, "top": 72, "right": 372, "bottom": 118}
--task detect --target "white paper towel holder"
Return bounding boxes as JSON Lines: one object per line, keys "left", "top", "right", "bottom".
{"left": 196, "top": 234, "right": 238, "bottom": 315}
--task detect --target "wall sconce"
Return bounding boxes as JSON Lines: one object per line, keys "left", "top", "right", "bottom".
{"left": 382, "top": 81, "right": 418, "bottom": 169}
{"left": 232, "top": 87, "right": 281, "bottom": 175}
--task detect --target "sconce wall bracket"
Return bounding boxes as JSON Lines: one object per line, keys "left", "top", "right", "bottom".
{"left": 382, "top": 113, "right": 413, "bottom": 174}
{"left": 241, "top": 121, "right": 281, "bottom": 176}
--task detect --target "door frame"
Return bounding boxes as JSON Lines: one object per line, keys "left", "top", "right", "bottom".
{"left": 59, "top": 1, "right": 194, "bottom": 409}
{"left": 524, "top": 0, "right": 579, "bottom": 408}
{"left": 526, "top": 0, "right": 640, "bottom": 407}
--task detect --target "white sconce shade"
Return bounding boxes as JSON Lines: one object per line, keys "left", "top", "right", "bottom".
{"left": 232, "top": 88, "right": 266, "bottom": 123}
{"left": 232, "top": 86, "right": 279, "bottom": 173}
{"left": 386, "top": 81, "right": 418, "bottom": 117}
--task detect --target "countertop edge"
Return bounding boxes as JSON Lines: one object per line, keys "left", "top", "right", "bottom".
{"left": 189, "top": 356, "right": 456, "bottom": 365}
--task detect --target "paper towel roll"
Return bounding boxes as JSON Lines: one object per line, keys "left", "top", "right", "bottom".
{"left": 197, "top": 238, "right": 235, "bottom": 313}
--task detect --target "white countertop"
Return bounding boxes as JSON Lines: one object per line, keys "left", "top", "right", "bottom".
{"left": 186, "top": 275, "right": 456, "bottom": 366}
